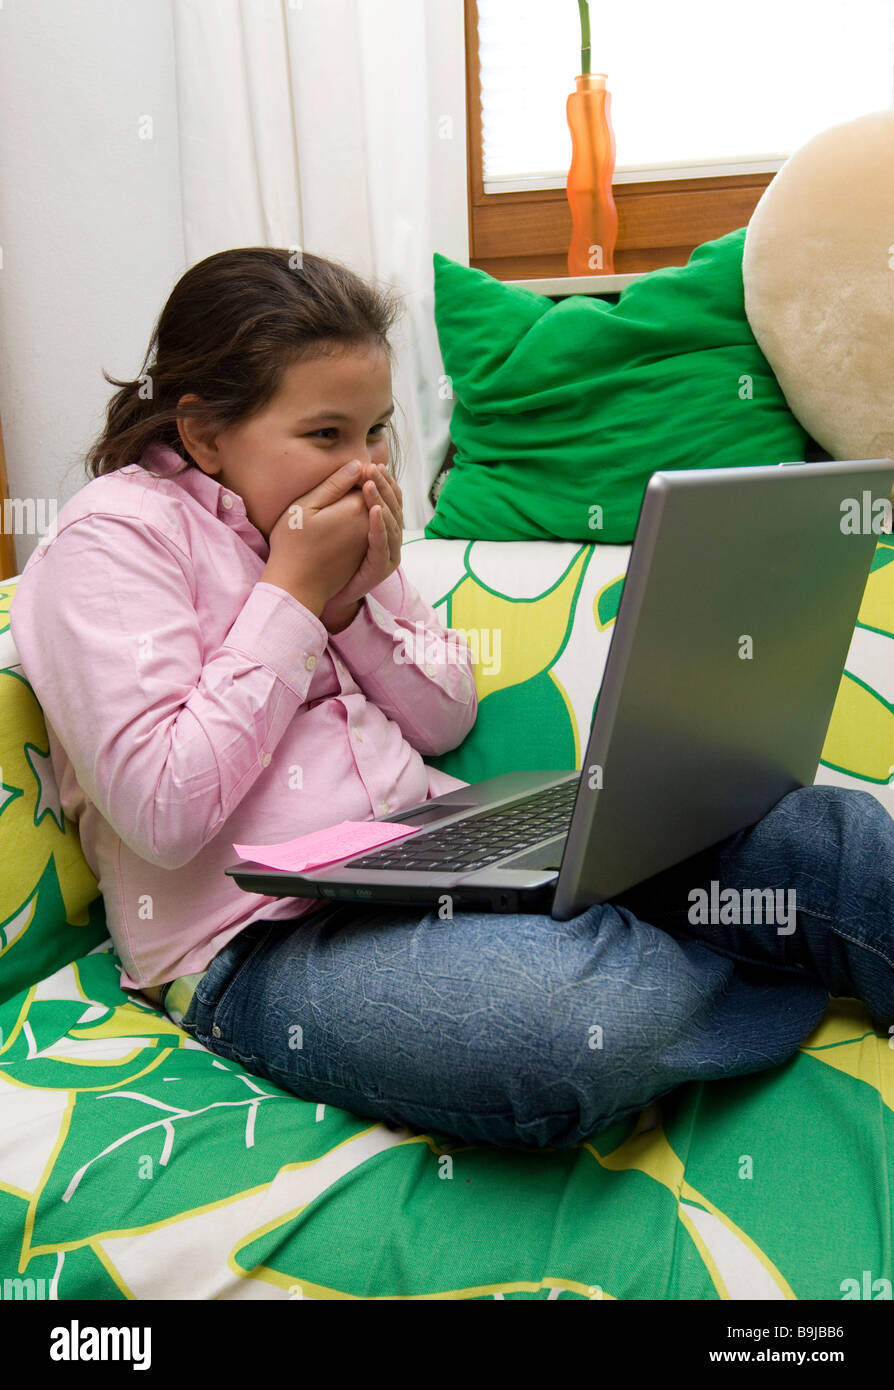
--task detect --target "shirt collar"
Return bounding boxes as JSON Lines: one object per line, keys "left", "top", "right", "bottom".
{"left": 139, "top": 443, "right": 269, "bottom": 559}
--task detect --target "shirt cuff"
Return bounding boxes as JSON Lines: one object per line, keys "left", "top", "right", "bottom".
{"left": 223, "top": 581, "right": 329, "bottom": 699}
{"left": 328, "top": 593, "right": 397, "bottom": 675}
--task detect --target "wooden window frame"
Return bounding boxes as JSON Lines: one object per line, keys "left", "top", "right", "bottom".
{"left": 464, "top": 0, "right": 773, "bottom": 281}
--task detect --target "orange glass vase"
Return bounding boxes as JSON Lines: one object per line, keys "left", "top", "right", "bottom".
{"left": 566, "top": 72, "right": 618, "bottom": 275}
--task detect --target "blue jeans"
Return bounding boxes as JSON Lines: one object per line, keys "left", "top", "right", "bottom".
{"left": 179, "top": 786, "right": 894, "bottom": 1150}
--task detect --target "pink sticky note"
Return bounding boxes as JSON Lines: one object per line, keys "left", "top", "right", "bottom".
{"left": 233, "top": 819, "right": 421, "bottom": 872}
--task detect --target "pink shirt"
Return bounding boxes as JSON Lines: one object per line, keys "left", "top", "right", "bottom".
{"left": 10, "top": 443, "right": 476, "bottom": 990}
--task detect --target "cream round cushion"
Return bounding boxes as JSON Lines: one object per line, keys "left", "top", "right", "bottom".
{"left": 743, "top": 109, "right": 894, "bottom": 462}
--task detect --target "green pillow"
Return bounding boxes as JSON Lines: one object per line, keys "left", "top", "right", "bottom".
{"left": 426, "top": 228, "right": 808, "bottom": 543}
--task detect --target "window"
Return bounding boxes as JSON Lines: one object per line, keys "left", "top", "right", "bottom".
{"left": 466, "top": 0, "right": 894, "bottom": 280}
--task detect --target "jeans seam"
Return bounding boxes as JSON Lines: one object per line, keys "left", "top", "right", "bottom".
{"left": 822, "top": 922, "right": 894, "bottom": 974}
{"left": 783, "top": 895, "right": 894, "bottom": 973}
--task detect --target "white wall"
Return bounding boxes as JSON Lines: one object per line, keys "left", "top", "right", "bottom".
{"left": 0, "top": 0, "right": 186, "bottom": 574}
{"left": 0, "top": 0, "right": 469, "bottom": 573}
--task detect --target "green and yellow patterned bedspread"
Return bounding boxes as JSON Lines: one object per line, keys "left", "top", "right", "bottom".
{"left": 0, "top": 535, "right": 891, "bottom": 1300}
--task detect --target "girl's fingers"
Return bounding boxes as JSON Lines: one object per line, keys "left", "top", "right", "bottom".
{"left": 364, "top": 478, "right": 401, "bottom": 550}
{"left": 367, "top": 504, "right": 388, "bottom": 554}
{"left": 379, "top": 460, "right": 402, "bottom": 498}
{"left": 371, "top": 464, "right": 403, "bottom": 529}
{"left": 378, "top": 469, "right": 405, "bottom": 533}
{"left": 375, "top": 462, "right": 402, "bottom": 506}
{"left": 361, "top": 466, "right": 401, "bottom": 575}
{"left": 369, "top": 504, "right": 400, "bottom": 572}
{"left": 377, "top": 496, "right": 401, "bottom": 563}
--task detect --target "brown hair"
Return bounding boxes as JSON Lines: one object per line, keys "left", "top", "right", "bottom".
{"left": 83, "top": 247, "right": 405, "bottom": 483}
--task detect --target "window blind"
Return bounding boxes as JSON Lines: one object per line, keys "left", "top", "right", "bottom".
{"left": 478, "top": 0, "right": 894, "bottom": 191}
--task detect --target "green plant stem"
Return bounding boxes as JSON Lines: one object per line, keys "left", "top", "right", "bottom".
{"left": 578, "top": 0, "right": 591, "bottom": 75}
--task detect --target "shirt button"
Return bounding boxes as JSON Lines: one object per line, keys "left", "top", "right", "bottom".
{"left": 305, "top": 655, "right": 316, "bottom": 670}
{"left": 380, "top": 802, "right": 390, "bottom": 815}
{"left": 221, "top": 494, "right": 234, "bottom": 509}
{"left": 212, "top": 1024, "right": 222, "bottom": 1038}
{"left": 261, "top": 752, "right": 272, "bottom": 767}
{"left": 352, "top": 727, "right": 363, "bottom": 742}
{"left": 424, "top": 663, "right": 435, "bottom": 677}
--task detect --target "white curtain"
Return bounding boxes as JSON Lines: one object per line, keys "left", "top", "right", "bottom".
{"left": 171, "top": 0, "right": 469, "bottom": 529}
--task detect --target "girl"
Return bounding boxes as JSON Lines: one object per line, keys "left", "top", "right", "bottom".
{"left": 11, "top": 247, "right": 894, "bottom": 1152}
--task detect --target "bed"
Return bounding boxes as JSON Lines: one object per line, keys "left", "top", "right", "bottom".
{"left": 0, "top": 519, "right": 891, "bottom": 1300}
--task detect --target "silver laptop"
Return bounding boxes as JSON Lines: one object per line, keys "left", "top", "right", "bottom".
{"left": 226, "top": 457, "right": 894, "bottom": 921}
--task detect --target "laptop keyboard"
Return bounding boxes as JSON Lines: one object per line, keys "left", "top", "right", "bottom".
{"left": 347, "top": 779, "right": 579, "bottom": 872}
